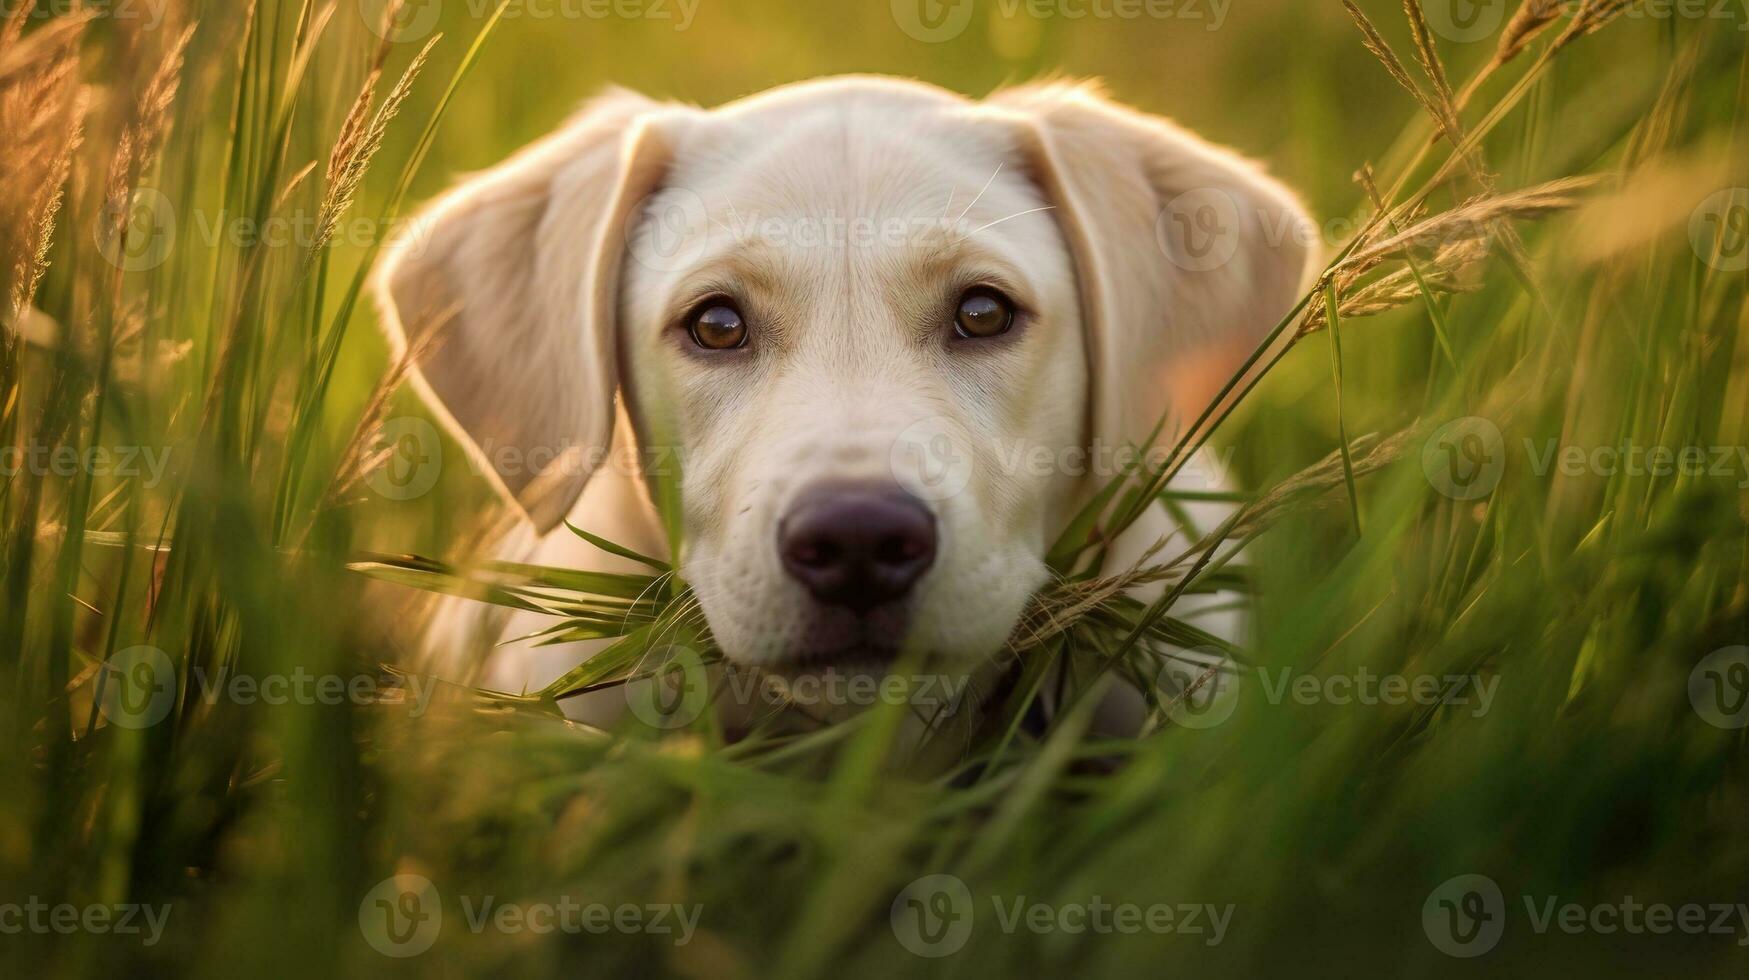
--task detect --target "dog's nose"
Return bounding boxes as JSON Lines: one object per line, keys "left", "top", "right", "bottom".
{"left": 778, "top": 483, "right": 937, "bottom": 611}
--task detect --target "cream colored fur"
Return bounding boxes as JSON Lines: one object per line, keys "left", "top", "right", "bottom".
{"left": 373, "top": 76, "right": 1316, "bottom": 721}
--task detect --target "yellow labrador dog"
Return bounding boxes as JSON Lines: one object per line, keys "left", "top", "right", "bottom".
{"left": 374, "top": 76, "right": 1315, "bottom": 723}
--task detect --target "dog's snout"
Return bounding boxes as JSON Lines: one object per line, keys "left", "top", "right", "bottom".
{"left": 778, "top": 483, "right": 937, "bottom": 611}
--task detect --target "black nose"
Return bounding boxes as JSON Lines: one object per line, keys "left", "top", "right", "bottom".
{"left": 778, "top": 483, "right": 937, "bottom": 611}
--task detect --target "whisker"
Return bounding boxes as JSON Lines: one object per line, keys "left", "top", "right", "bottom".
{"left": 954, "top": 161, "right": 1004, "bottom": 225}
{"left": 963, "top": 205, "right": 1056, "bottom": 239}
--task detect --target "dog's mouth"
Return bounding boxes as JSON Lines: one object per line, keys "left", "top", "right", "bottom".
{"left": 768, "top": 600, "right": 913, "bottom": 672}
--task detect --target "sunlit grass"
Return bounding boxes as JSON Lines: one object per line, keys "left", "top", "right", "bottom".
{"left": 2, "top": 1, "right": 1746, "bottom": 977}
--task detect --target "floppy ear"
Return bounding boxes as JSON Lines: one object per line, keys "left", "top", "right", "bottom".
{"left": 991, "top": 81, "right": 1318, "bottom": 457}
{"left": 374, "top": 90, "right": 684, "bottom": 531}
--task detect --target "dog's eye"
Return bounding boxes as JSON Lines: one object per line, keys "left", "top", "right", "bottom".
{"left": 953, "top": 288, "right": 1015, "bottom": 339}
{"left": 688, "top": 303, "right": 748, "bottom": 350}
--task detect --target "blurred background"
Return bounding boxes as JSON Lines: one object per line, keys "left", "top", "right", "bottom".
{"left": 2, "top": 1, "right": 1746, "bottom": 978}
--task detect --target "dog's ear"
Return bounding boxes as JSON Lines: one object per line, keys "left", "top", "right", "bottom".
{"left": 374, "top": 90, "right": 684, "bottom": 531}
{"left": 991, "top": 81, "right": 1318, "bottom": 457}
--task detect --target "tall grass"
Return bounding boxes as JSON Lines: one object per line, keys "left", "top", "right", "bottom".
{"left": 2, "top": 1, "right": 1746, "bottom": 977}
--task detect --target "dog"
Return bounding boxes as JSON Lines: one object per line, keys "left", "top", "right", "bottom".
{"left": 373, "top": 76, "right": 1316, "bottom": 727}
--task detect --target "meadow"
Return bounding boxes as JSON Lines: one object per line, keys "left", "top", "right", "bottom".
{"left": 2, "top": 0, "right": 1747, "bottom": 976}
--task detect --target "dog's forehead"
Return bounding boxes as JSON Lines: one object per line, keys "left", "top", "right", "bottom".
{"left": 663, "top": 86, "right": 1051, "bottom": 250}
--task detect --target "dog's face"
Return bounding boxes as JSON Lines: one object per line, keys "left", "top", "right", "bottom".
{"left": 617, "top": 85, "right": 1086, "bottom": 668}
{"left": 377, "top": 77, "right": 1313, "bottom": 672}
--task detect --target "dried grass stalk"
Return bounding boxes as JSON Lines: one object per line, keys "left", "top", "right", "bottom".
{"left": 1344, "top": 0, "right": 1463, "bottom": 148}
{"left": 1346, "top": 175, "right": 1602, "bottom": 271}
{"left": 1, "top": 15, "right": 90, "bottom": 322}
{"left": 1401, "top": 0, "right": 1461, "bottom": 142}
{"left": 1496, "top": 0, "right": 1565, "bottom": 64}
{"left": 1300, "top": 239, "right": 1490, "bottom": 336}
{"left": 325, "top": 307, "right": 454, "bottom": 509}
{"left": 99, "top": 25, "right": 197, "bottom": 267}
{"left": 312, "top": 21, "right": 438, "bottom": 257}
{"left": 1559, "top": 0, "right": 1638, "bottom": 46}
{"left": 1457, "top": 0, "right": 1638, "bottom": 110}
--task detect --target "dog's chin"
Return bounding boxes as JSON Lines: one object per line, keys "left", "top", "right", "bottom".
{"left": 707, "top": 600, "right": 960, "bottom": 679}
{"left": 767, "top": 602, "right": 912, "bottom": 676}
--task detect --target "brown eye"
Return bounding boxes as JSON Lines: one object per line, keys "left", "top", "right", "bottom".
{"left": 689, "top": 303, "right": 747, "bottom": 350}
{"left": 953, "top": 288, "right": 1015, "bottom": 339}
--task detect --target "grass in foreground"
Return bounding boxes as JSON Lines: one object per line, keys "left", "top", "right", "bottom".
{"left": 1, "top": 1, "right": 1747, "bottom": 977}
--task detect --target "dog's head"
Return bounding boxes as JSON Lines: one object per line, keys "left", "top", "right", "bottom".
{"left": 375, "top": 77, "right": 1313, "bottom": 672}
